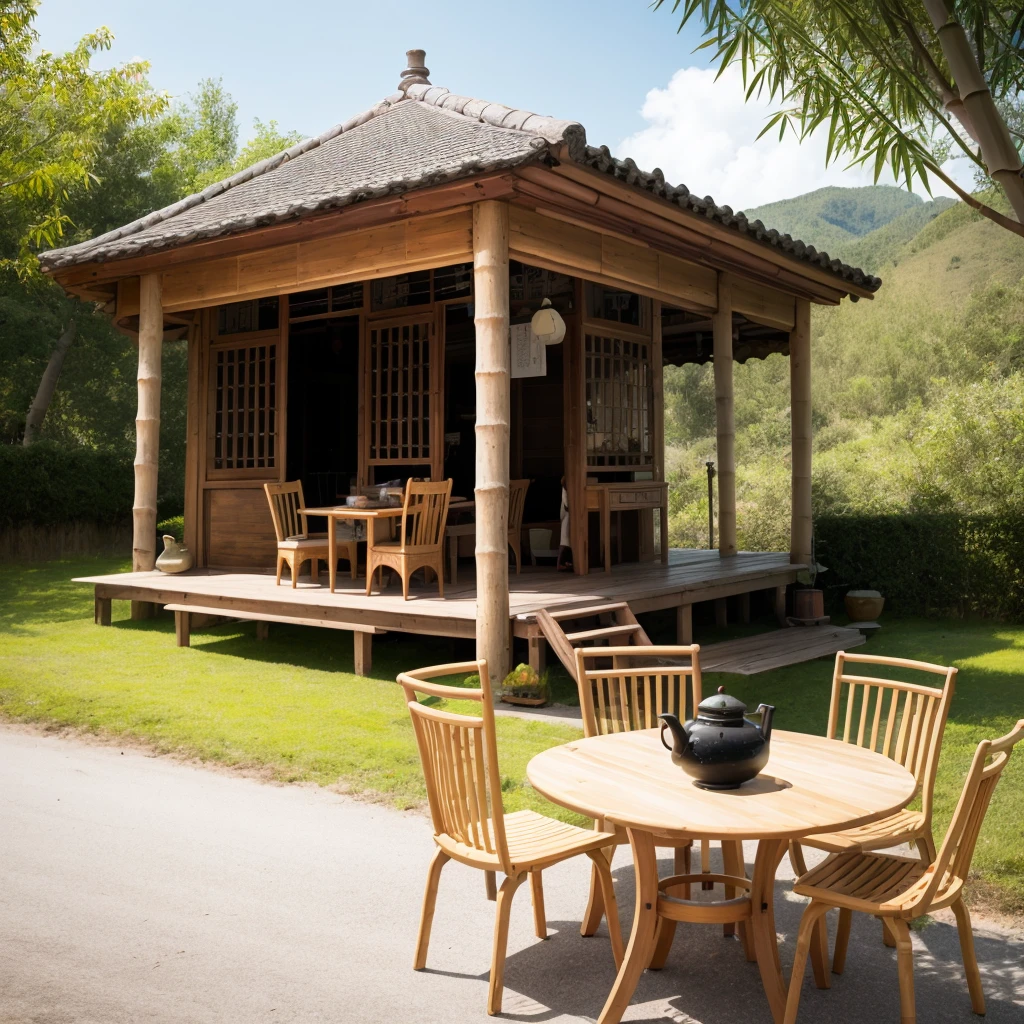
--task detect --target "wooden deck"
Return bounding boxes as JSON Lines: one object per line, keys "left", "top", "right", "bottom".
{"left": 77, "top": 549, "right": 800, "bottom": 674}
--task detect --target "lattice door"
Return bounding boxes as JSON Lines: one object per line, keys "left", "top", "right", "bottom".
{"left": 364, "top": 317, "right": 438, "bottom": 475}
{"left": 584, "top": 331, "right": 653, "bottom": 468}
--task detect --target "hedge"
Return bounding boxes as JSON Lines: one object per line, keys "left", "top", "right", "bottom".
{"left": 815, "top": 512, "right": 1024, "bottom": 620}
{"left": 0, "top": 442, "right": 134, "bottom": 527}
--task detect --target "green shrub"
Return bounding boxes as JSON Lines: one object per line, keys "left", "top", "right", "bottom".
{"left": 815, "top": 512, "right": 1024, "bottom": 619}
{"left": 0, "top": 442, "right": 135, "bottom": 527}
{"left": 156, "top": 515, "right": 184, "bottom": 540}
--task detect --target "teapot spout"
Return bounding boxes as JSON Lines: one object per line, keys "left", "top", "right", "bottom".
{"left": 658, "top": 712, "right": 691, "bottom": 757}
{"left": 755, "top": 704, "right": 775, "bottom": 743}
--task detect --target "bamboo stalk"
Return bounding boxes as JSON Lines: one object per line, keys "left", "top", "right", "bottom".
{"left": 790, "top": 298, "right": 812, "bottom": 567}
{"left": 713, "top": 274, "right": 736, "bottom": 557}
{"left": 473, "top": 201, "right": 511, "bottom": 683}
{"left": 922, "top": 0, "right": 1024, "bottom": 223}
{"left": 133, "top": 273, "right": 163, "bottom": 573}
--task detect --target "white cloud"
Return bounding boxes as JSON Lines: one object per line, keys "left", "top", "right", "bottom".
{"left": 618, "top": 65, "right": 974, "bottom": 212}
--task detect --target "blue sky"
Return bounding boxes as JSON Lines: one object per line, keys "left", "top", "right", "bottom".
{"left": 34, "top": 1, "right": 966, "bottom": 209}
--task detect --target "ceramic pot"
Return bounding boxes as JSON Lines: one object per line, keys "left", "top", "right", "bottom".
{"left": 793, "top": 588, "right": 824, "bottom": 619}
{"left": 845, "top": 589, "right": 884, "bottom": 621}
{"left": 155, "top": 535, "right": 194, "bottom": 574}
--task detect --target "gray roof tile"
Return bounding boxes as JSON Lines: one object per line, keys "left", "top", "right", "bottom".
{"left": 38, "top": 82, "right": 881, "bottom": 292}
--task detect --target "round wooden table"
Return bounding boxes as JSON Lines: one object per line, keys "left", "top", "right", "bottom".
{"left": 527, "top": 728, "right": 917, "bottom": 1024}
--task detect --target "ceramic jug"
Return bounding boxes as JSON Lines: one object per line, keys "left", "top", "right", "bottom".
{"left": 155, "top": 535, "right": 194, "bottom": 574}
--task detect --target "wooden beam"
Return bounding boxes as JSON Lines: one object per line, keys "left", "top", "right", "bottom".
{"left": 133, "top": 273, "right": 162, "bottom": 573}
{"left": 713, "top": 274, "right": 737, "bottom": 558}
{"left": 790, "top": 298, "right": 812, "bottom": 566}
{"left": 473, "top": 200, "right": 511, "bottom": 683}
{"left": 508, "top": 205, "right": 717, "bottom": 314}
{"left": 732, "top": 278, "right": 796, "bottom": 332}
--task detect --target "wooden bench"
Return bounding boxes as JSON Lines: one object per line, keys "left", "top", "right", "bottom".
{"left": 163, "top": 603, "right": 382, "bottom": 676}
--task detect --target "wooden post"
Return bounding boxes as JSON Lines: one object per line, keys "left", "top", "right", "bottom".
{"left": 790, "top": 298, "right": 812, "bottom": 567}
{"left": 132, "top": 273, "right": 163, "bottom": 619}
{"left": 473, "top": 201, "right": 511, "bottom": 684}
{"left": 353, "top": 631, "right": 372, "bottom": 677}
{"left": 713, "top": 274, "right": 736, "bottom": 557}
{"left": 676, "top": 603, "right": 693, "bottom": 645}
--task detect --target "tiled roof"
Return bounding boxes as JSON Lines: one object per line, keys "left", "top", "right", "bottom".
{"left": 38, "top": 80, "right": 881, "bottom": 292}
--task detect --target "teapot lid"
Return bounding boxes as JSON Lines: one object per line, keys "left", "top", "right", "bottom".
{"left": 697, "top": 685, "right": 747, "bottom": 719}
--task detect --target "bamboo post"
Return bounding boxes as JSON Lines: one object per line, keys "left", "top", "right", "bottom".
{"left": 790, "top": 298, "right": 812, "bottom": 567}
{"left": 132, "top": 274, "right": 163, "bottom": 601}
{"left": 712, "top": 274, "right": 736, "bottom": 557}
{"left": 473, "top": 201, "right": 511, "bottom": 684}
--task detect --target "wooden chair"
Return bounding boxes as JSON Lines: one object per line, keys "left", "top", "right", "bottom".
{"left": 264, "top": 481, "right": 357, "bottom": 588}
{"left": 785, "top": 718, "right": 1024, "bottom": 1024}
{"left": 446, "top": 479, "right": 530, "bottom": 585}
{"left": 400, "top": 659, "right": 623, "bottom": 1015}
{"left": 367, "top": 479, "right": 451, "bottom": 600}
{"left": 574, "top": 645, "right": 754, "bottom": 966}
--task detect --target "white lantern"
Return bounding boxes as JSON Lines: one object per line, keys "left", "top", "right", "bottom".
{"left": 530, "top": 297, "right": 566, "bottom": 345}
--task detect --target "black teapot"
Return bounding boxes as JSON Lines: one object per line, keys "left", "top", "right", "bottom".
{"left": 658, "top": 687, "right": 775, "bottom": 790}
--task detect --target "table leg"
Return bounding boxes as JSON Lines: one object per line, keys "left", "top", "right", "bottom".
{"left": 365, "top": 519, "right": 377, "bottom": 594}
{"left": 328, "top": 515, "right": 337, "bottom": 594}
{"left": 749, "top": 838, "right": 789, "bottom": 1024}
{"left": 597, "top": 828, "right": 658, "bottom": 1024}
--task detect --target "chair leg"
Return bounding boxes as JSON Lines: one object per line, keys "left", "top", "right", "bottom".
{"left": 649, "top": 916, "right": 677, "bottom": 970}
{"left": 311, "top": 557, "right": 319, "bottom": 583}
{"left": 413, "top": 848, "right": 450, "bottom": 970}
{"left": 951, "top": 897, "right": 986, "bottom": 1015}
{"left": 833, "top": 907, "right": 852, "bottom": 974}
{"left": 586, "top": 849, "right": 623, "bottom": 968}
{"left": 349, "top": 543, "right": 358, "bottom": 581}
{"left": 275, "top": 554, "right": 284, "bottom": 586}
{"left": 581, "top": 845, "right": 613, "bottom": 937}
{"left": 487, "top": 872, "right": 526, "bottom": 1016}
{"left": 290, "top": 556, "right": 299, "bottom": 589}
{"left": 789, "top": 840, "right": 809, "bottom": 877}
{"left": 529, "top": 870, "right": 547, "bottom": 939}
{"left": 916, "top": 832, "right": 937, "bottom": 865}
{"left": 484, "top": 870, "right": 497, "bottom": 901}
{"left": 436, "top": 559, "right": 444, "bottom": 598}
{"left": 783, "top": 900, "right": 831, "bottom": 1024}
{"left": 888, "top": 917, "right": 917, "bottom": 1024}
{"left": 882, "top": 915, "right": 897, "bottom": 947}
{"left": 809, "top": 909, "right": 832, "bottom": 990}
{"left": 365, "top": 561, "right": 374, "bottom": 597}
{"left": 402, "top": 567, "right": 410, "bottom": 601}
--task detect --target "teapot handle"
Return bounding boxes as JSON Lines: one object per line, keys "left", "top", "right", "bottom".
{"left": 659, "top": 720, "right": 673, "bottom": 751}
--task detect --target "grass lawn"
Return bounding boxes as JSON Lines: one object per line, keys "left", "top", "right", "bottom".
{"left": 2, "top": 557, "right": 1023, "bottom": 916}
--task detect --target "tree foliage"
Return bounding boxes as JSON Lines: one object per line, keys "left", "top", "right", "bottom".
{"left": 656, "top": 1, "right": 1024, "bottom": 234}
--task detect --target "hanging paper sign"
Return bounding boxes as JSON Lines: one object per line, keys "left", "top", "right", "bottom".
{"left": 510, "top": 322, "right": 546, "bottom": 378}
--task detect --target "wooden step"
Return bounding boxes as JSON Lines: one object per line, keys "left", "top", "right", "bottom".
{"left": 699, "top": 625, "right": 865, "bottom": 675}
{"left": 564, "top": 624, "right": 643, "bottom": 643}
{"left": 548, "top": 602, "right": 629, "bottom": 621}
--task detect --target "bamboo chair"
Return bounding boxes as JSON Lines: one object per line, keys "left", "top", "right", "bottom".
{"left": 400, "top": 659, "right": 623, "bottom": 1015}
{"left": 789, "top": 652, "right": 957, "bottom": 964}
{"left": 264, "top": 481, "right": 357, "bottom": 588}
{"left": 367, "top": 479, "right": 451, "bottom": 600}
{"left": 507, "top": 478, "right": 530, "bottom": 574}
{"left": 574, "top": 646, "right": 754, "bottom": 966}
{"left": 785, "top": 718, "right": 1024, "bottom": 1024}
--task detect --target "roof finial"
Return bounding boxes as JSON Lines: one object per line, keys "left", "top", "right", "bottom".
{"left": 399, "top": 49, "right": 430, "bottom": 92}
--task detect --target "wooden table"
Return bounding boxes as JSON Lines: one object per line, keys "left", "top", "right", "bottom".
{"left": 304, "top": 500, "right": 475, "bottom": 593}
{"left": 527, "top": 729, "right": 916, "bottom": 1024}
{"left": 585, "top": 481, "right": 669, "bottom": 573}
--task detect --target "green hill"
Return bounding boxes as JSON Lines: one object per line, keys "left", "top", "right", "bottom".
{"left": 744, "top": 185, "right": 955, "bottom": 272}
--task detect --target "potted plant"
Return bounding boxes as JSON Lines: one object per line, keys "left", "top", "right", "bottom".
{"left": 500, "top": 663, "right": 550, "bottom": 707}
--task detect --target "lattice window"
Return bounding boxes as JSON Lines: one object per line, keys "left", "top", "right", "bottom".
{"left": 210, "top": 342, "right": 277, "bottom": 471}
{"left": 367, "top": 319, "right": 433, "bottom": 464}
{"left": 585, "top": 333, "right": 653, "bottom": 467}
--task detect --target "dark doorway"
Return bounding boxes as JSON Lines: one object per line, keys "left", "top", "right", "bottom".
{"left": 286, "top": 315, "right": 360, "bottom": 506}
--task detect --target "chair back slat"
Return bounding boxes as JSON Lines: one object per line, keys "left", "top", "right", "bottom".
{"left": 575, "top": 646, "right": 702, "bottom": 738}
{"left": 827, "top": 652, "right": 956, "bottom": 823}
{"left": 508, "top": 479, "right": 530, "bottom": 535}
{"left": 402, "top": 479, "right": 452, "bottom": 550}
{"left": 264, "top": 481, "right": 307, "bottom": 542}
{"left": 399, "top": 659, "right": 512, "bottom": 874}
{"left": 914, "top": 719, "right": 1024, "bottom": 909}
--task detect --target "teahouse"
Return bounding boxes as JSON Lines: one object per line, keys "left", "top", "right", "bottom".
{"left": 42, "top": 51, "right": 881, "bottom": 681}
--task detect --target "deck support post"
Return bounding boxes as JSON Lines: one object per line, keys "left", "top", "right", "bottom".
{"left": 94, "top": 593, "right": 111, "bottom": 626}
{"left": 790, "top": 298, "right": 812, "bottom": 567}
{"left": 713, "top": 274, "right": 737, "bottom": 557}
{"left": 174, "top": 609, "right": 190, "bottom": 647}
{"left": 473, "top": 200, "right": 511, "bottom": 685}
{"left": 353, "top": 631, "right": 372, "bottom": 676}
{"left": 132, "top": 273, "right": 163, "bottom": 619}
{"left": 676, "top": 603, "right": 693, "bottom": 645}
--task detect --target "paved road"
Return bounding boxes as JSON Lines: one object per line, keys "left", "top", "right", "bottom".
{"left": 1, "top": 725, "right": 1021, "bottom": 1023}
